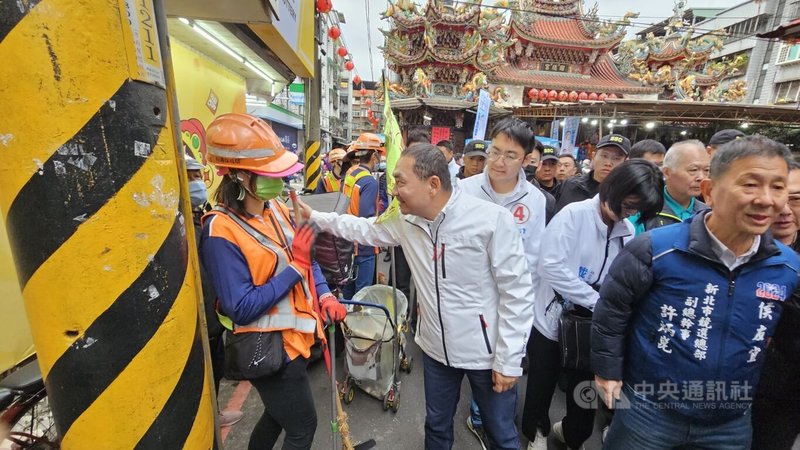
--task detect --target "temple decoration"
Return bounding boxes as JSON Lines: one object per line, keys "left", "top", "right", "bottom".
{"left": 379, "top": 0, "right": 511, "bottom": 101}
{"left": 615, "top": 0, "right": 749, "bottom": 102}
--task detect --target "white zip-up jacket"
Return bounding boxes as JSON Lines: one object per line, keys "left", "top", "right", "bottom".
{"left": 459, "top": 169, "right": 546, "bottom": 291}
{"left": 311, "top": 189, "right": 535, "bottom": 376}
{"left": 533, "top": 195, "right": 634, "bottom": 341}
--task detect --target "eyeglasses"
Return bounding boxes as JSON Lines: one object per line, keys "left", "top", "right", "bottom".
{"left": 487, "top": 149, "right": 524, "bottom": 164}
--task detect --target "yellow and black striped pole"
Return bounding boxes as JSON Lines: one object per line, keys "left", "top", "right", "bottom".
{"left": 304, "top": 141, "right": 322, "bottom": 192}
{"left": 0, "top": 0, "right": 215, "bottom": 448}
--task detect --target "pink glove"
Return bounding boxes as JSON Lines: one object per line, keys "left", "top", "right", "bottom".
{"left": 320, "top": 294, "right": 346, "bottom": 323}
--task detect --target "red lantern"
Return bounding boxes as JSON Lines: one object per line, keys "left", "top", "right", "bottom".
{"left": 345, "top": 61, "right": 354, "bottom": 71}
{"left": 365, "top": 98, "right": 373, "bottom": 106}
{"left": 609, "top": 93, "right": 618, "bottom": 100}
{"left": 548, "top": 90, "right": 558, "bottom": 101}
{"left": 528, "top": 88, "right": 538, "bottom": 100}
{"left": 367, "top": 109, "right": 374, "bottom": 119}
{"left": 360, "top": 87, "right": 367, "bottom": 96}
{"left": 578, "top": 91, "right": 588, "bottom": 101}
{"left": 568, "top": 91, "right": 578, "bottom": 102}
{"left": 598, "top": 93, "right": 608, "bottom": 102}
{"left": 316, "top": 0, "right": 332, "bottom": 13}
{"left": 353, "top": 74, "right": 362, "bottom": 85}
{"left": 328, "top": 26, "right": 341, "bottom": 40}
{"left": 538, "top": 89, "right": 548, "bottom": 101}
{"left": 337, "top": 47, "right": 347, "bottom": 57}
{"left": 558, "top": 91, "right": 568, "bottom": 101}
{"left": 588, "top": 92, "right": 598, "bottom": 101}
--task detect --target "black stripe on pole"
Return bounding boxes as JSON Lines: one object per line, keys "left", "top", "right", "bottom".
{"left": 44, "top": 216, "right": 188, "bottom": 437}
{"left": 135, "top": 322, "right": 205, "bottom": 450}
{"left": 5, "top": 80, "right": 167, "bottom": 289}
{"left": 0, "top": 0, "right": 41, "bottom": 42}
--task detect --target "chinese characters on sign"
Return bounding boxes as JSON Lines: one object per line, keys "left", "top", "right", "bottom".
{"left": 540, "top": 62, "right": 570, "bottom": 73}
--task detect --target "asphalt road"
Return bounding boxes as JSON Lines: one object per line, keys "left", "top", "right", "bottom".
{"left": 218, "top": 252, "right": 607, "bottom": 450}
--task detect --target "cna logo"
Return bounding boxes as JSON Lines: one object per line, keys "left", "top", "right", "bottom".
{"left": 755, "top": 282, "right": 787, "bottom": 302}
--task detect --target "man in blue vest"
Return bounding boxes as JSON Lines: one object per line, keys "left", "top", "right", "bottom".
{"left": 592, "top": 135, "right": 800, "bottom": 449}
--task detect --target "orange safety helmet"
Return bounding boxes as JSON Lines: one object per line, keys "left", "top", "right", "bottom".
{"left": 205, "top": 113, "right": 303, "bottom": 178}
{"left": 327, "top": 147, "right": 347, "bottom": 163}
{"left": 344, "top": 132, "right": 385, "bottom": 160}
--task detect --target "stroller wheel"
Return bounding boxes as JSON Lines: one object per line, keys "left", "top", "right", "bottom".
{"left": 382, "top": 390, "right": 391, "bottom": 411}
{"left": 344, "top": 384, "right": 356, "bottom": 405}
{"left": 401, "top": 356, "right": 413, "bottom": 374}
{"left": 391, "top": 388, "right": 400, "bottom": 413}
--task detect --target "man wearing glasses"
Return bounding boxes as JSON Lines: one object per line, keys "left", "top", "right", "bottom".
{"left": 460, "top": 117, "right": 547, "bottom": 449}
{"left": 555, "top": 134, "right": 630, "bottom": 213}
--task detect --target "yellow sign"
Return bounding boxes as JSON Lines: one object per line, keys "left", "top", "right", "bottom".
{"left": 121, "top": 0, "right": 165, "bottom": 86}
{"left": 249, "top": 0, "right": 315, "bottom": 78}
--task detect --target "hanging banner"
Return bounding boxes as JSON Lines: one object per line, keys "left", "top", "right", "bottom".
{"left": 550, "top": 119, "right": 560, "bottom": 141}
{"left": 472, "top": 89, "right": 491, "bottom": 140}
{"left": 560, "top": 116, "right": 580, "bottom": 157}
{"left": 432, "top": 127, "right": 451, "bottom": 144}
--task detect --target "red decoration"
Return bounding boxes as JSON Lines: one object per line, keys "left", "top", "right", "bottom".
{"left": 558, "top": 91, "right": 568, "bottom": 101}
{"left": 367, "top": 109, "right": 374, "bottom": 119}
{"left": 548, "top": 90, "right": 558, "bottom": 101}
{"left": 353, "top": 75, "right": 362, "bottom": 85}
{"left": 528, "top": 88, "right": 539, "bottom": 100}
{"left": 568, "top": 91, "right": 578, "bottom": 102}
{"left": 598, "top": 93, "right": 608, "bottom": 102}
{"left": 328, "top": 26, "right": 341, "bottom": 40}
{"left": 344, "top": 61, "right": 354, "bottom": 71}
{"left": 588, "top": 92, "right": 598, "bottom": 101}
{"left": 365, "top": 98, "right": 373, "bottom": 106}
{"left": 538, "top": 89, "right": 548, "bottom": 101}
{"left": 578, "top": 92, "right": 588, "bottom": 101}
{"left": 316, "top": 0, "right": 332, "bottom": 13}
{"left": 431, "top": 126, "right": 451, "bottom": 143}
{"left": 609, "top": 93, "right": 618, "bottom": 99}
{"left": 337, "top": 47, "right": 347, "bottom": 57}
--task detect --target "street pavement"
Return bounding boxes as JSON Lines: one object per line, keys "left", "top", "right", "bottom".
{"left": 217, "top": 253, "right": 606, "bottom": 449}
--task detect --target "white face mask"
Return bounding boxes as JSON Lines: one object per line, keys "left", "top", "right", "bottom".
{"left": 189, "top": 180, "right": 207, "bottom": 208}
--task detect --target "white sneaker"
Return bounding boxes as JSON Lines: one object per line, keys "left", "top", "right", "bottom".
{"left": 526, "top": 430, "right": 547, "bottom": 450}
{"left": 551, "top": 421, "right": 585, "bottom": 450}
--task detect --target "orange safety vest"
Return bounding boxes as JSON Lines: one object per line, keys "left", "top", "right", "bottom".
{"left": 322, "top": 171, "right": 342, "bottom": 193}
{"left": 204, "top": 200, "right": 324, "bottom": 360}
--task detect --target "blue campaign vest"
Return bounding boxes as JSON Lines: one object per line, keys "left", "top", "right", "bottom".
{"left": 624, "top": 218, "right": 800, "bottom": 421}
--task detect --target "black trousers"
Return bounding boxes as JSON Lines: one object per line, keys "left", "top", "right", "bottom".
{"left": 521, "top": 328, "right": 561, "bottom": 442}
{"left": 388, "top": 246, "right": 413, "bottom": 318}
{"left": 249, "top": 357, "right": 317, "bottom": 450}
{"left": 752, "top": 346, "right": 800, "bottom": 450}
{"left": 561, "top": 367, "right": 596, "bottom": 449}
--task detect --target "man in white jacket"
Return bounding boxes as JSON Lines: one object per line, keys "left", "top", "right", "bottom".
{"left": 297, "top": 144, "right": 534, "bottom": 450}
{"left": 460, "top": 117, "right": 546, "bottom": 448}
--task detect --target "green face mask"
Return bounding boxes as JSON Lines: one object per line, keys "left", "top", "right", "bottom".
{"left": 253, "top": 175, "right": 284, "bottom": 200}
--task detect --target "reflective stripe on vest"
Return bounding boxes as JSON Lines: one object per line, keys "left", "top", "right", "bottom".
{"left": 212, "top": 204, "right": 317, "bottom": 334}
{"left": 323, "top": 172, "right": 341, "bottom": 192}
{"left": 343, "top": 168, "right": 371, "bottom": 199}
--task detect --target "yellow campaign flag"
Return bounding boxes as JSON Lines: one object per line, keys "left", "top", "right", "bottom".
{"left": 377, "top": 79, "right": 403, "bottom": 224}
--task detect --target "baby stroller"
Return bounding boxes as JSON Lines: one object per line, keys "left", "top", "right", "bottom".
{"left": 339, "top": 285, "right": 412, "bottom": 412}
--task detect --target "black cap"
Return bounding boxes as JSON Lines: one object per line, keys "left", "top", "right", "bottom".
{"left": 541, "top": 146, "right": 559, "bottom": 162}
{"left": 464, "top": 140, "right": 488, "bottom": 158}
{"left": 708, "top": 129, "right": 745, "bottom": 146}
{"left": 597, "top": 133, "right": 631, "bottom": 155}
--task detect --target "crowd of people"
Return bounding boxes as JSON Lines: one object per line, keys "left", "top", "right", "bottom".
{"left": 188, "top": 112, "right": 798, "bottom": 450}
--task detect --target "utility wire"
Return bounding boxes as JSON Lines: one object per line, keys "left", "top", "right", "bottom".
{"left": 366, "top": 0, "right": 376, "bottom": 81}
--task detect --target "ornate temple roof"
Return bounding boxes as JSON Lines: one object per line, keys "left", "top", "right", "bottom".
{"left": 508, "top": 15, "right": 625, "bottom": 49}
{"left": 492, "top": 54, "right": 659, "bottom": 95}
